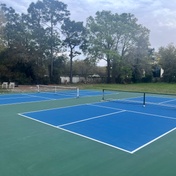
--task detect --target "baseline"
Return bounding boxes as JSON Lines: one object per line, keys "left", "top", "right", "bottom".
{"left": 58, "top": 126, "right": 132, "bottom": 154}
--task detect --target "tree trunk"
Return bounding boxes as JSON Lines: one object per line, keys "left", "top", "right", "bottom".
{"left": 50, "top": 18, "right": 54, "bottom": 82}
{"left": 107, "top": 58, "right": 111, "bottom": 83}
{"left": 69, "top": 48, "right": 73, "bottom": 84}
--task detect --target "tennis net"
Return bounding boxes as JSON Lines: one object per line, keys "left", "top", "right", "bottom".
{"left": 102, "top": 89, "right": 146, "bottom": 106}
{"left": 102, "top": 89, "right": 176, "bottom": 108}
{"left": 37, "top": 85, "right": 79, "bottom": 98}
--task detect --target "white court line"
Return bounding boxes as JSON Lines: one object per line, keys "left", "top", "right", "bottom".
{"left": 59, "top": 110, "right": 126, "bottom": 127}
{"left": 58, "top": 126, "right": 133, "bottom": 154}
{"left": 0, "top": 96, "right": 27, "bottom": 100}
{"left": 18, "top": 102, "right": 176, "bottom": 154}
{"left": 0, "top": 94, "right": 55, "bottom": 100}
{"left": 19, "top": 103, "right": 89, "bottom": 114}
{"left": 88, "top": 103, "right": 176, "bottom": 153}
{"left": 131, "top": 127, "right": 176, "bottom": 153}
{"left": 88, "top": 103, "right": 176, "bottom": 120}
{"left": 18, "top": 110, "right": 132, "bottom": 154}
{"left": 0, "top": 94, "right": 78, "bottom": 106}
{"left": 159, "top": 98, "right": 176, "bottom": 104}
{"left": 0, "top": 99, "right": 57, "bottom": 107}
{"left": 143, "top": 101, "right": 176, "bottom": 108}
{"left": 39, "top": 91, "right": 75, "bottom": 97}
{"left": 22, "top": 93, "right": 56, "bottom": 100}
{"left": 18, "top": 113, "right": 59, "bottom": 128}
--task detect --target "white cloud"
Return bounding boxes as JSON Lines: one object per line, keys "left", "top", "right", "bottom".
{"left": 1, "top": 0, "right": 176, "bottom": 49}
{"left": 153, "top": 8, "right": 176, "bottom": 28}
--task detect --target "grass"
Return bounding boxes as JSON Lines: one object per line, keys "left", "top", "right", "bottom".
{"left": 80, "top": 82, "right": 176, "bottom": 94}
{"left": 1, "top": 82, "right": 176, "bottom": 95}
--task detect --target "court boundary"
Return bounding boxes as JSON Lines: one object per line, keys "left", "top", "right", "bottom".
{"left": 0, "top": 89, "right": 103, "bottom": 106}
{"left": 0, "top": 93, "right": 78, "bottom": 106}
{"left": 18, "top": 109, "right": 132, "bottom": 154}
{"left": 18, "top": 102, "right": 176, "bottom": 154}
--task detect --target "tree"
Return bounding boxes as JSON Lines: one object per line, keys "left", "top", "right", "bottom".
{"left": 27, "top": 0, "right": 70, "bottom": 82}
{"left": 72, "top": 59, "right": 97, "bottom": 79}
{"left": 0, "top": 4, "right": 35, "bottom": 83}
{"left": 111, "top": 55, "right": 132, "bottom": 83}
{"left": 124, "top": 35, "right": 152, "bottom": 83}
{"left": 0, "top": 8, "right": 6, "bottom": 52}
{"left": 0, "top": 4, "right": 31, "bottom": 61}
{"left": 84, "top": 11, "right": 150, "bottom": 83}
{"left": 84, "top": 11, "right": 116, "bottom": 83}
{"left": 0, "top": 1, "right": 70, "bottom": 84}
{"left": 26, "top": 1, "right": 52, "bottom": 82}
{"left": 159, "top": 44, "right": 176, "bottom": 82}
{"left": 41, "top": 0, "right": 69, "bottom": 81}
{"left": 61, "top": 18, "right": 85, "bottom": 83}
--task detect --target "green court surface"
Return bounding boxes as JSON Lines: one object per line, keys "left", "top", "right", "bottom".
{"left": 1, "top": 93, "right": 176, "bottom": 176}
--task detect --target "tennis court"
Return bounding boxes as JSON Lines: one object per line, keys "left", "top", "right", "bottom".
{"left": 19, "top": 92, "right": 176, "bottom": 154}
{"left": 0, "top": 87, "right": 103, "bottom": 105}
{"left": 1, "top": 87, "right": 176, "bottom": 176}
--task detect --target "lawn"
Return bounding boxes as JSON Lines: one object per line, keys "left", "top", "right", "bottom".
{"left": 81, "top": 82, "right": 176, "bottom": 94}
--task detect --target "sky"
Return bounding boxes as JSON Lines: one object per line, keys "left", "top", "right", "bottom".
{"left": 1, "top": 0, "right": 176, "bottom": 50}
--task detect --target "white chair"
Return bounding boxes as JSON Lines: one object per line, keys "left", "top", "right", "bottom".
{"left": 9, "top": 82, "right": 15, "bottom": 89}
{"left": 2, "top": 82, "right": 8, "bottom": 89}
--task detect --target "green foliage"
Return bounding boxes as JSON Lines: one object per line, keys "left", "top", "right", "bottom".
{"left": 27, "top": 0, "right": 70, "bottom": 80}
{"left": 61, "top": 18, "right": 85, "bottom": 83}
{"left": 159, "top": 44, "right": 176, "bottom": 82}
{"left": 72, "top": 59, "right": 97, "bottom": 77}
{"left": 84, "top": 11, "right": 150, "bottom": 83}
{"left": 0, "top": 2, "right": 174, "bottom": 85}
{"left": 0, "top": 1, "right": 70, "bottom": 84}
{"left": 0, "top": 9, "right": 6, "bottom": 52}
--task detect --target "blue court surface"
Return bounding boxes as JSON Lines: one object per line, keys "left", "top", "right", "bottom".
{"left": 19, "top": 95, "right": 176, "bottom": 154}
{"left": 0, "top": 90, "right": 103, "bottom": 105}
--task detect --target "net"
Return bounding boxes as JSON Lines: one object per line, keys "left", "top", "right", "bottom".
{"left": 102, "top": 89, "right": 146, "bottom": 106}
{"left": 37, "top": 85, "right": 79, "bottom": 98}
{"left": 143, "top": 93, "right": 176, "bottom": 109}
{"left": 102, "top": 89, "right": 176, "bottom": 108}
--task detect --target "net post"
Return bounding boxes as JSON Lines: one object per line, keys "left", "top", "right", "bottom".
{"left": 76, "top": 88, "right": 79, "bottom": 98}
{"left": 37, "top": 85, "right": 40, "bottom": 93}
{"left": 102, "top": 89, "right": 105, "bottom": 101}
{"left": 143, "top": 92, "right": 146, "bottom": 107}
